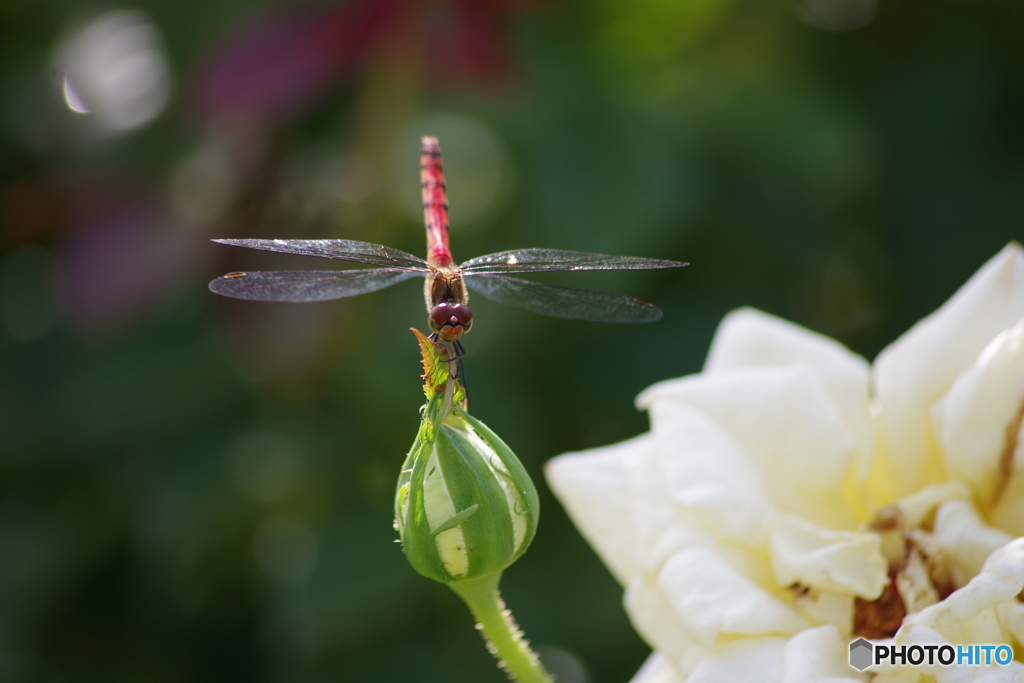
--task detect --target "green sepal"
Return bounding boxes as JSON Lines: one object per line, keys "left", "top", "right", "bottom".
{"left": 456, "top": 407, "right": 540, "bottom": 562}
{"left": 432, "top": 504, "right": 479, "bottom": 536}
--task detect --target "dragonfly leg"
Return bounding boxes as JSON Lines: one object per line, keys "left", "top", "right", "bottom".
{"left": 452, "top": 340, "right": 470, "bottom": 407}
{"left": 427, "top": 335, "right": 470, "bottom": 405}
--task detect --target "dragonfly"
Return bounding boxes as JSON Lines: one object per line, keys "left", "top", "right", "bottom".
{"left": 210, "top": 136, "right": 687, "bottom": 381}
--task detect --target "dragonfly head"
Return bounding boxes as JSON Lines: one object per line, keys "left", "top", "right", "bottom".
{"left": 429, "top": 301, "right": 473, "bottom": 342}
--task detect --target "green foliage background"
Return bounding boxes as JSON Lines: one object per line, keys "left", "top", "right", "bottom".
{"left": 1, "top": 0, "right": 1022, "bottom": 680}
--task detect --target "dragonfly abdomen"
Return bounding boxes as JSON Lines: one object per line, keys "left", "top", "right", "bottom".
{"left": 420, "top": 136, "right": 453, "bottom": 267}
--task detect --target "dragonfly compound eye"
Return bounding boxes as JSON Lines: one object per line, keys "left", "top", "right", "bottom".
{"left": 429, "top": 302, "right": 473, "bottom": 340}
{"left": 448, "top": 303, "right": 473, "bottom": 326}
{"left": 429, "top": 302, "right": 454, "bottom": 329}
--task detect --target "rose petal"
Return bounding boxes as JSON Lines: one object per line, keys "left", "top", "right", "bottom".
{"left": 990, "top": 426, "right": 1024, "bottom": 536}
{"left": 648, "top": 401, "right": 775, "bottom": 547}
{"left": 907, "top": 538, "right": 1024, "bottom": 640}
{"left": 625, "top": 576, "right": 709, "bottom": 679}
{"left": 657, "top": 545, "right": 809, "bottom": 647}
{"left": 872, "top": 672, "right": 921, "bottom": 683}
{"left": 770, "top": 513, "right": 888, "bottom": 599}
{"left": 874, "top": 243, "right": 1024, "bottom": 497}
{"left": 995, "top": 601, "right": 1024, "bottom": 653}
{"left": 640, "top": 366, "right": 858, "bottom": 529}
{"left": 933, "top": 318, "right": 1024, "bottom": 509}
{"left": 970, "top": 663, "right": 1024, "bottom": 683}
{"left": 703, "top": 307, "right": 873, "bottom": 476}
{"left": 792, "top": 588, "right": 855, "bottom": 635}
{"left": 889, "top": 624, "right": 960, "bottom": 682}
{"left": 629, "top": 653, "right": 685, "bottom": 683}
{"left": 893, "top": 623, "right": 1019, "bottom": 683}
{"left": 896, "top": 482, "right": 971, "bottom": 529}
{"left": 782, "top": 624, "right": 868, "bottom": 682}
{"left": 685, "top": 637, "right": 787, "bottom": 683}
{"left": 933, "top": 500, "right": 1013, "bottom": 588}
{"left": 625, "top": 433, "right": 722, "bottom": 575}
{"left": 545, "top": 434, "right": 649, "bottom": 584}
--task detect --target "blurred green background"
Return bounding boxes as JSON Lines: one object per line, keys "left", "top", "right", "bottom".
{"left": 1, "top": 0, "right": 1022, "bottom": 680}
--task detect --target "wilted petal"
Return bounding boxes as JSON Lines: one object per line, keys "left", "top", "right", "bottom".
{"left": 933, "top": 500, "right": 1013, "bottom": 588}
{"left": 781, "top": 624, "right": 867, "bottom": 683}
{"left": 648, "top": 401, "right": 774, "bottom": 547}
{"left": 685, "top": 637, "right": 786, "bottom": 683}
{"left": 771, "top": 514, "right": 888, "bottom": 599}
{"left": 874, "top": 244, "right": 1024, "bottom": 497}
{"left": 545, "top": 434, "right": 649, "bottom": 584}
{"left": 640, "top": 366, "right": 857, "bottom": 529}
{"left": 657, "top": 545, "right": 809, "bottom": 647}
{"left": 990, "top": 433, "right": 1024, "bottom": 537}
{"left": 933, "top": 318, "right": 1024, "bottom": 509}
{"left": 907, "top": 538, "right": 1024, "bottom": 640}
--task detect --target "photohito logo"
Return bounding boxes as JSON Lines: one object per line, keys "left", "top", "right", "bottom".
{"left": 848, "top": 638, "right": 1014, "bottom": 672}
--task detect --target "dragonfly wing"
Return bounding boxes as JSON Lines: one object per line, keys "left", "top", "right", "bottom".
{"left": 212, "top": 239, "right": 429, "bottom": 270}
{"left": 209, "top": 269, "right": 420, "bottom": 302}
{"left": 464, "top": 274, "right": 663, "bottom": 323}
{"left": 460, "top": 248, "right": 686, "bottom": 274}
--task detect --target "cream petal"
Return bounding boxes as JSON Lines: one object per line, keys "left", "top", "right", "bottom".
{"left": 907, "top": 538, "right": 1024, "bottom": 639}
{"left": 873, "top": 244, "right": 1024, "bottom": 498}
{"left": 932, "top": 500, "right": 1013, "bottom": 588}
{"left": 792, "top": 587, "right": 855, "bottom": 635}
{"left": 970, "top": 664, "right": 1024, "bottom": 683}
{"left": 890, "top": 624, "right": 969, "bottom": 683}
{"left": 648, "top": 401, "right": 775, "bottom": 547}
{"left": 933, "top": 318, "right": 1024, "bottom": 509}
{"left": 628, "top": 653, "right": 685, "bottom": 683}
{"left": 883, "top": 624, "right": 1012, "bottom": 683}
{"left": 545, "top": 434, "right": 650, "bottom": 585}
{"left": 685, "top": 637, "right": 787, "bottom": 683}
{"left": 657, "top": 545, "right": 809, "bottom": 648}
{"left": 896, "top": 482, "right": 971, "bottom": 530}
{"left": 625, "top": 433, "right": 718, "bottom": 573}
{"left": 782, "top": 625, "right": 868, "bottom": 683}
{"left": 625, "top": 575, "right": 709, "bottom": 679}
{"left": 989, "top": 428, "right": 1024, "bottom": 536}
{"left": 642, "top": 366, "right": 858, "bottom": 529}
{"left": 995, "top": 601, "right": 1024, "bottom": 653}
{"left": 871, "top": 673, "right": 921, "bottom": 683}
{"left": 770, "top": 513, "right": 888, "bottom": 599}
{"left": 702, "top": 307, "right": 874, "bottom": 475}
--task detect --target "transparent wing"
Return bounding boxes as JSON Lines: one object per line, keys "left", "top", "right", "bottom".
{"left": 212, "top": 238, "right": 430, "bottom": 271}
{"left": 464, "top": 274, "right": 663, "bottom": 323}
{"left": 460, "top": 248, "right": 686, "bottom": 274}
{"left": 209, "top": 269, "right": 420, "bottom": 302}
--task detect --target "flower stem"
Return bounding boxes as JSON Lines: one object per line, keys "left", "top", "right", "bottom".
{"left": 449, "top": 573, "right": 554, "bottom": 683}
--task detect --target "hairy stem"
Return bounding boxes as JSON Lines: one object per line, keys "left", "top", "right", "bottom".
{"left": 450, "top": 573, "right": 554, "bottom": 683}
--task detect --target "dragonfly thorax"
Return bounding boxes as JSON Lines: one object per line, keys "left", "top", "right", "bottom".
{"left": 429, "top": 301, "right": 473, "bottom": 342}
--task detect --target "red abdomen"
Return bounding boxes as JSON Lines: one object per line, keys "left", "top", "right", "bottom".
{"left": 420, "top": 136, "right": 453, "bottom": 267}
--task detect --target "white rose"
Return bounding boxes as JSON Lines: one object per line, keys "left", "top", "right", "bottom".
{"left": 547, "top": 244, "right": 1024, "bottom": 683}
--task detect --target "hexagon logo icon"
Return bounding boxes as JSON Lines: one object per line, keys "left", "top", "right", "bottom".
{"left": 849, "top": 638, "right": 873, "bottom": 671}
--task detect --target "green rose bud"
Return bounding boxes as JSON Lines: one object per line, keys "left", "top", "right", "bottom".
{"left": 394, "top": 330, "right": 540, "bottom": 584}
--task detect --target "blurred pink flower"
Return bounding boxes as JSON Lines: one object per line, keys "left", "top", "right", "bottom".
{"left": 194, "top": 0, "right": 528, "bottom": 124}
